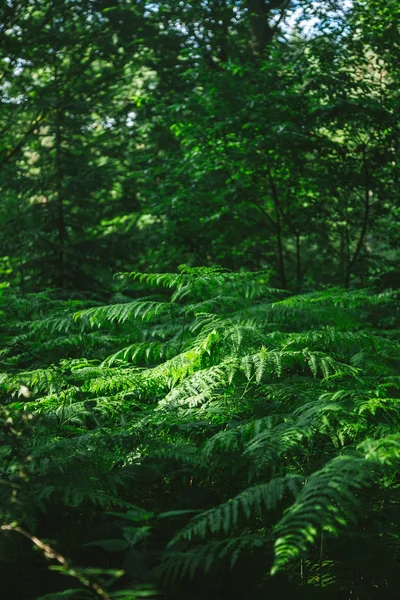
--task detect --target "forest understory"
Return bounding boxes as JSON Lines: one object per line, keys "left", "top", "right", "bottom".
{"left": 1, "top": 1, "right": 400, "bottom": 599}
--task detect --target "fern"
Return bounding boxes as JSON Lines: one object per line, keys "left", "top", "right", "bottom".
{"left": 1, "top": 268, "right": 400, "bottom": 598}
{"left": 171, "top": 475, "right": 303, "bottom": 542}
{"left": 271, "top": 455, "right": 378, "bottom": 574}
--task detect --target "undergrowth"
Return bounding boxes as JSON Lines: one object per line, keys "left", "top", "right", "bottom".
{"left": 0, "top": 267, "right": 399, "bottom": 599}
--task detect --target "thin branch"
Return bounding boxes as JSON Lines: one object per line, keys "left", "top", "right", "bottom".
{"left": 1, "top": 113, "right": 50, "bottom": 166}
{"left": 0, "top": 524, "right": 112, "bottom": 600}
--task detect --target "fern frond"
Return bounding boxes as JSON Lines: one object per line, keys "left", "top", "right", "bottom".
{"left": 271, "top": 455, "right": 377, "bottom": 574}
{"left": 202, "top": 429, "right": 241, "bottom": 459}
{"left": 161, "top": 531, "right": 271, "bottom": 582}
{"left": 74, "top": 300, "right": 172, "bottom": 327}
{"left": 159, "top": 360, "right": 238, "bottom": 409}
{"left": 102, "top": 341, "right": 178, "bottom": 367}
{"left": 172, "top": 475, "right": 302, "bottom": 543}
{"left": 358, "top": 434, "right": 400, "bottom": 466}
{"left": 272, "top": 288, "right": 396, "bottom": 309}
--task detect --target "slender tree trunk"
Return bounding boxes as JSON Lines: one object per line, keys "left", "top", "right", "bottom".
{"left": 276, "top": 228, "right": 287, "bottom": 289}
{"left": 16, "top": 194, "right": 25, "bottom": 293}
{"left": 55, "top": 71, "right": 66, "bottom": 289}
{"left": 295, "top": 230, "right": 301, "bottom": 293}
{"left": 339, "top": 229, "right": 345, "bottom": 279}
{"left": 344, "top": 149, "right": 371, "bottom": 288}
{"left": 267, "top": 167, "right": 287, "bottom": 289}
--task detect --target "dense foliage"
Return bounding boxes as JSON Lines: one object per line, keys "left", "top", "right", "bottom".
{"left": 1, "top": 268, "right": 400, "bottom": 599}
{"left": 1, "top": 0, "right": 400, "bottom": 290}
{"left": 1, "top": 0, "right": 400, "bottom": 598}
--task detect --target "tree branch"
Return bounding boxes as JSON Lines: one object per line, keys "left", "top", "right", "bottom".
{"left": 0, "top": 524, "right": 112, "bottom": 600}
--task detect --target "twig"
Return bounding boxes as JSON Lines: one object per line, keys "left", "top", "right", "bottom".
{"left": 0, "top": 524, "right": 112, "bottom": 600}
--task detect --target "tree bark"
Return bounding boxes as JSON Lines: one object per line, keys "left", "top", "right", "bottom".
{"left": 54, "top": 69, "right": 66, "bottom": 289}
{"left": 246, "top": 0, "right": 289, "bottom": 56}
{"left": 267, "top": 167, "right": 287, "bottom": 289}
{"left": 295, "top": 230, "right": 301, "bottom": 293}
{"left": 344, "top": 148, "right": 371, "bottom": 288}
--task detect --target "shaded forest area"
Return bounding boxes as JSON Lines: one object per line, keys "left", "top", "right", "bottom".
{"left": 1, "top": 1, "right": 400, "bottom": 599}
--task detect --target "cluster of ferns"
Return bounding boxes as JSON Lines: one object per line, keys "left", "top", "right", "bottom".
{"left": 0, "top": 267, "right": 399, "bottom": 599}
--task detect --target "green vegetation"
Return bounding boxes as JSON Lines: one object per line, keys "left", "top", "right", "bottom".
{"left": 1, "top": 1, "right": 400, "bottom": 598}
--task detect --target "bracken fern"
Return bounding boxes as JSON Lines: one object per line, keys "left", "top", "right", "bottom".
{"left": 0, "top": 267, "right": 399, "bottom": 598}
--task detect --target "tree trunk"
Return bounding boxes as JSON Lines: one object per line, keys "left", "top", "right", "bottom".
{"left": 246, "top": 0, "right": 288, "bottom": 56}
{"left": 267, "top": 166, "right": 287, "bottom": 289}
{"left": 295, "top": 230, "right": 301, "bottom": 293}
{"left": 344, "top": 149, "right": 371, "bottom": 288}
{"left": 55, "top": 69, "right": 66, "bottom": 289}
